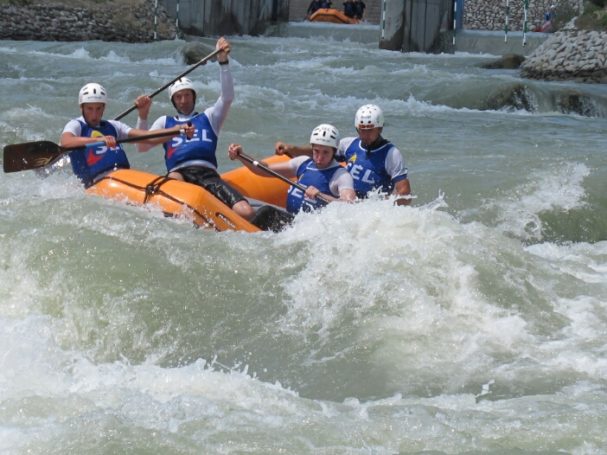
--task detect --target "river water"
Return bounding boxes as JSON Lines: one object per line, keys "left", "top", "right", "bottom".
{"left": 1, "top": 29, "right": 606, "bottom": 453}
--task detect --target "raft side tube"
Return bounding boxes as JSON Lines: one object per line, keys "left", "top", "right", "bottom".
{"left": 87, "top": 169, "right": 261, "bottom": 232}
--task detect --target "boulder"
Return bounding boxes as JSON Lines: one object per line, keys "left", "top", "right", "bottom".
{"left": 485, "top": 83, "right": 535, "bottom": 111}
{"left": 556, "top": 89, "right": 598, "bottom": 116}
{"left": 521, "top": 30, "right": 607, "bottom": 83}
{"left": 181, "top": 42, "right": 216, "bottom": 65}
{"left": 480, "top": 53, "right": 526, "bottom": 69}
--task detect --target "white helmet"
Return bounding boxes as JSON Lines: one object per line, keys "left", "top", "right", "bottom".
{"left": 78, "top": 83, "right": 107, "bottom": 105}
{"left": 355, "top": 104, "right": 384, "bottom": 130}
{"left": 310, "top": 124, "right": 340, "bottom": 149}
{"left": 169, "top": 77, "right": 196, "bottom": 100}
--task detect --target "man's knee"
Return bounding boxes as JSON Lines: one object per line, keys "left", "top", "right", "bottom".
{"left": 233, "top": 200, "right": 255, "bottom": 220}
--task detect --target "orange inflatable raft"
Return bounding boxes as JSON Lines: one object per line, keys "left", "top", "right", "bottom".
{"left": 86, "top": 155, "right": 291, "bottom": 233}
{"left": 309, "top": 8, "right": 359, "bottom": 25}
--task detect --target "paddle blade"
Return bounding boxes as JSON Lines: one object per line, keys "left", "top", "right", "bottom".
{"left": 3, "top": 140, "right": 62, "bottom": 173}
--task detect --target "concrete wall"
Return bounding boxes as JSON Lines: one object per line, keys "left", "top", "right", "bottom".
{"left": 379, "top": 0, "right": 453, "bottom": 52}
{"left": 287, "top": 0, "right": 584, "bottom": 31}
{"left": 159, "top": 0, "right": 289, "bottom": 36}
{"left": 0, "top": 0, "right": 176, "bottom": 42}
{"left": 156, "top": 0, "right": 584, "bottom": 39}
{"left": 454, "top": 30, "right": 550, "bottom": 55}
{"left": 404, "top": 0, "right": 453, "bottom": 52}
{"left": 378, "top": 0, "right": 405, "bottom": 49}
{"left": 463, "top": 0, "right": 583, "bottom": 31}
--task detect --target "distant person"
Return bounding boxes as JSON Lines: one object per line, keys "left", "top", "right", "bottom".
{"left": 320, "top": 1, "right": 333, "bottom": 9}
{"left": 343, "top": 0, "right": 355, "bottom": 18}
{"left": 229, "top": 124, "right": 355, "bottom": 216}
{"left": 352, "top": 0, "right": 366, "bottom": 20}
{"left": 275, "top": 105, "right": 411, "bottom": 205}
{"left": 306, "top": 0, "right": 321, "bottom": 19}
{"left": 540, "top": 4, "right": 556, "bottom": 32}
{"left": 60, "top": 83, "right": 193, "bottom": 188}
{"left": 546, "top": 4, "right": 556, "bottom": 22}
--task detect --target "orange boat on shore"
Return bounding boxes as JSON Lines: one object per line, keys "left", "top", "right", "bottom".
{"left": 309, "top": 8, "right": 359, "bottom": 25}
{"left": 86, "top": 155, "right": 292, "bottom": 233}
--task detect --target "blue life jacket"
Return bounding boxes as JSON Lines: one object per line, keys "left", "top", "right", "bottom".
{"left": 342, "top": 138, "right": 394, "bottom": 198}
{"left": 163, "top": 113, "right": 218, "bottom": 171}
{"left": 69, "top": 120, "right": 129, "bottom": 188}
{"left": 286, "top": 158, "right": 341, "bottom": 214}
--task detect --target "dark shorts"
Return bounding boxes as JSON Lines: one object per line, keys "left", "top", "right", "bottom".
{"left": 176, "top": 165, "right": 246, "bottom": 209}
{"left": 251, "top": 205, "right": 294, "bottom": 233}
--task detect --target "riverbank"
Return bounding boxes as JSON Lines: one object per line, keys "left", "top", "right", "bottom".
{"left": 0, "top": 0, "right": 175, "bottom": 42}
{"left": 521, "top": 28, "right": 607, "bottom": 83}
{"left": 1, "top": 0, "right": 606, "bottom": 84}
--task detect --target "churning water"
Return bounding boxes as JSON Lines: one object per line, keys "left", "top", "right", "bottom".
{"left": 1, "top": 30, "right": 606, "bottom": 453}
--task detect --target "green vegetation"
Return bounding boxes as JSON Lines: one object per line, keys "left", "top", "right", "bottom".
{"left": 549, "top": 1, "right": 607, "bottom": 31}
{"left": 576, "top": 1, "right": 607, "bottom": 29}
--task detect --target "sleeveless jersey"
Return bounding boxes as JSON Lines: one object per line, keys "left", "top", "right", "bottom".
{"left": 342, "top": 138, "right": 395, "bottom": 198}
{"left": 286, "top": 159, "right": 341, "bottom": 214}
{"left": 163, "top": 113, "right": 218, "bottom": 171}
{"left": 69, "top": 120, "right": 130, "bottom": 188}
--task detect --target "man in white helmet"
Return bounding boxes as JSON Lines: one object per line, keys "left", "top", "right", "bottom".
{"left": 60, "top": 82, "right": 193, "bottom": 188}
{"left": 228, "top": 123, "right": 355, "bottom": 222}
{"left": 135, "top": 37, "right": 256, "bottom": 222}
{"left": 275, "top": 104, "right": 411, "bottom": 205}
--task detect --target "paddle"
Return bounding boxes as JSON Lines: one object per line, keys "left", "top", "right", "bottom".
{"left": 113, "top": 48, "right": 222, "bottom": 121}
{"left": 237, "top": 151, "right": 330, "bottom": 205}
{"left": 3, "top": 129, "right": 184, "bottom": 173}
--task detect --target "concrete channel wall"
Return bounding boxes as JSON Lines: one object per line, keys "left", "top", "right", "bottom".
{"left": 157, "top": 0, "right": 552, "bottom": 55}
{"left": 378, "top": 0, "right": 455, "bottom": 53}
{"left": 159, "top": 0, "right": 289, "bottom": 36}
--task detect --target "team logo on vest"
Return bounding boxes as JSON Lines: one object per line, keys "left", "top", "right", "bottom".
{"left": 166, "top": 137, "right": 185, "bottom": 159}
{"left": 165, "top": 127, "right": 213, "bottom": 160}
{"left": 86, "top": 130, "right": 106, "bottom": 166}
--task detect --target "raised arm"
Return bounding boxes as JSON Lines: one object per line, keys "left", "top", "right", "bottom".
{"left": 206, "top": 37, "right": 234, "bottom": 134}
{"left": 134, "top": 94, "right": 160, "bottom": 152}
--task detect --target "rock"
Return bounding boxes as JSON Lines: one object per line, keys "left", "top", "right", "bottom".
{"left": 480, "top": 53, "right": 526, "bottom": 69}
{"left": 182, "top": 42, "right": 216, "bottom": 65}
{"left": 485, "top": 83, "right": 535, "bottom": 111}
{"left": 521, "top": 30, "right": 607, "bottom": 83}
{"left": 557, "top": 89, "right": 597, "bottom": 116}
{"left": 0, "top": 0, "right": 177, "bottom": 42}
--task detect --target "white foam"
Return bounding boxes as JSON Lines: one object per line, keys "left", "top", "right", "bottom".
{"left": 493, "top": 162, "right": 589, "bottom": 240}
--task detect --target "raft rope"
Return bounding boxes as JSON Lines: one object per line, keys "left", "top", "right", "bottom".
{"left": 95, "top": 174, "right": 216, "bottom": 230}
{"left": 143, "top": 174, "right": 172, "bottom": 204}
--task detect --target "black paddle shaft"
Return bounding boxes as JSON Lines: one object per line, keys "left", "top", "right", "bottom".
{"left": 3, "top": 128, "right": 184, "bottom": 173}
{"left": 113, "top": 48, "right": 221, "bottom": 121}
{"left": 238, "top": 152, "right": 330, "bottom": 205}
